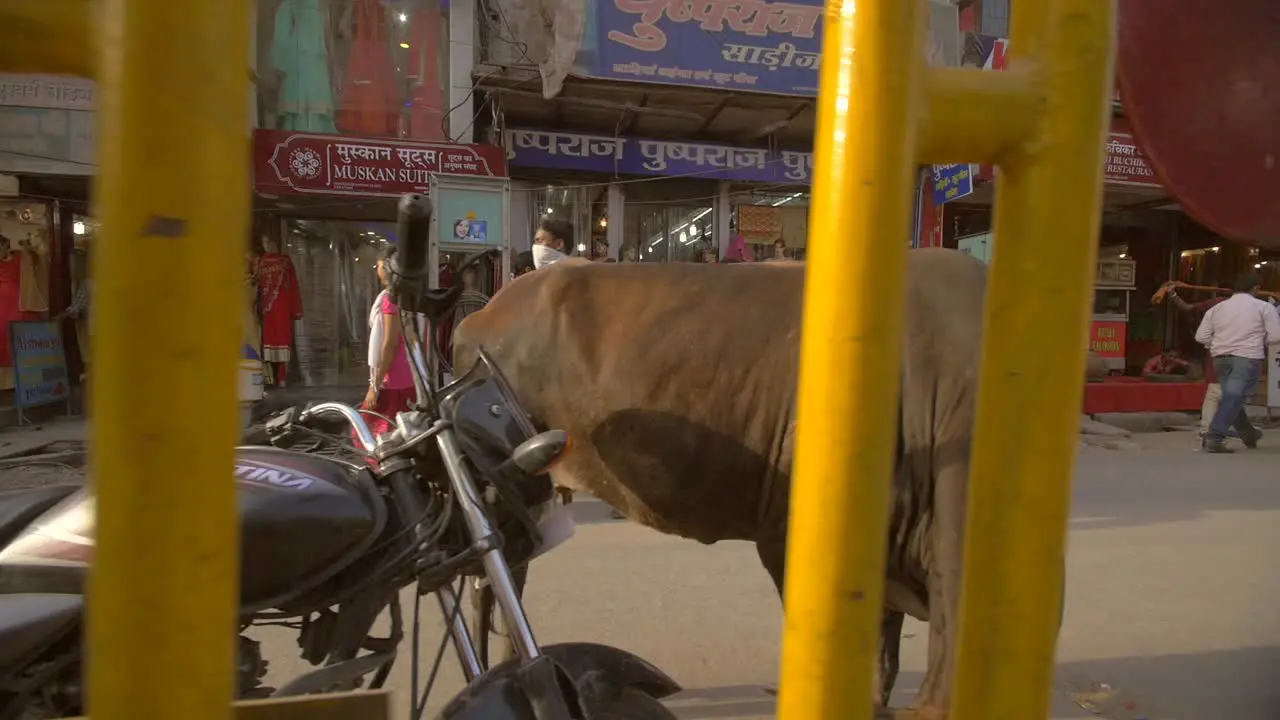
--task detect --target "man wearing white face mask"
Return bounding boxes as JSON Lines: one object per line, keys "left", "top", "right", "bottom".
{"left": 531, "top": 215, "right": 574, "bottom": 269}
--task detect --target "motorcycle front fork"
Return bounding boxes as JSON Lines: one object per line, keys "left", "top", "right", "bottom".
{"left": 434, "top": 428, "right": 542, "bottom": 676}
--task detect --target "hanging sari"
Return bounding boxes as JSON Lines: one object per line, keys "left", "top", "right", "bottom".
{"left": 272, "top": 0, "right": 338, "bottom": 132}
{"left": 407, "top": 4, "right": 446, "bottom": 141}
{"left": 337, "top": 0, "right": 400, "bottom": 136}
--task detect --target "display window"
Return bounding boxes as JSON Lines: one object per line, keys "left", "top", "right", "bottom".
{"left": 0, "top": 201, "right": 53, "bottom": 392}
{"left": 623, "top": 202, "right": 714, "bottom": 263}
{"left": 254, "top": 218, "right": 387, "bottom": 388}
{"left": 255, "top": 0, "right": 449, "bottom": 141}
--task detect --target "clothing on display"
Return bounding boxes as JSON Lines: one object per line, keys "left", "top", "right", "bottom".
{"left": 337, "top": 0, "right": 399, "bottom": 136}
{"left": 408, "top": 4, "right": 446, "bottom": 140}
{"left": 255, "top": 251, "right": 304, "bottom": 386}
{"left": 272, "top": 0, "right": 338, "bottom": 132}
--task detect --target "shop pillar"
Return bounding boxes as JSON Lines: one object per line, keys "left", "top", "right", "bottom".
{"left": 606, "top": 182, "right": 624, "bottom": 259}
{"left": 714, "top": 181, "right": 732, "bottom": 257}
{"left": 447, "top": 0, "right": 476, "bottom": 143}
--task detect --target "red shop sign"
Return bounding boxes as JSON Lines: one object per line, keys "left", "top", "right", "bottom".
{"left": 1088, "top": 320, "right": 1127, "bottom": 360}
{"left": 254, "top": 130, "right": 509, "bottom": 198}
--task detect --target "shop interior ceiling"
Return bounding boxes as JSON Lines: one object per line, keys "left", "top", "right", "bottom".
{"left": 479, "top": 70, "right": 815, "bottom": 150}
{"left": 256, "top": 194, "right": 402, "bottom": 222}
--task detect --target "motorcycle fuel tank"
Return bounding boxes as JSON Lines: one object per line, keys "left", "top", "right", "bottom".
{"left": 0, "top": 447, "right": 377, "bottom": 608}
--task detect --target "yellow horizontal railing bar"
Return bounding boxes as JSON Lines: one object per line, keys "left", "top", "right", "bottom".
{"left": 69, "top": 691, "right": 391, "bottom": 720}
{"left": 86, "top": 0, "right": 252, "bottom": 719}
{"left": 0, "top": 1, "right": 97, "bottom": 78}
{"left": 916, "top": 67, "right": 1043, "bottom": 165}
{"left": 776, "top": 0, "right": 926, "bottom": 718}
{"left": 950, "top": 1, "right": 1117, "bottom": 719}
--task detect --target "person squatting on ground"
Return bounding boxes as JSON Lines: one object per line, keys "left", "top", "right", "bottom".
{"left": 1192, "top": 272, "right": 1280, "bottom": 453}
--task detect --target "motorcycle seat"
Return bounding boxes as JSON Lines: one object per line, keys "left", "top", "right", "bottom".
{"left": 0, "top": 486, "right": 80, "bottom": 551}
{"left": 0, "top": 593, "right": 81, "bottom": 672}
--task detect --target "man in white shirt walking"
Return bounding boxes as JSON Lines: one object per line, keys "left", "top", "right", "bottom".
{"left": 1194, "top": 272, "right": 1280, "bottom": 453}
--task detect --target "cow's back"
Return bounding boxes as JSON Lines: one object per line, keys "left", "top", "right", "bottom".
{"left": 453, "top": 260, "right": 804, "bottom": 542}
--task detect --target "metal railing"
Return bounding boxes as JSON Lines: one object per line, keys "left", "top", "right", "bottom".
{"left": 2, "top": 1, "right": 387, "bottom": 718}
{"left": 779, "top": 1, "right": 1115, "bottom": 719}
{"left": 2, "top": 0, "right": 1114, "bottom": 717}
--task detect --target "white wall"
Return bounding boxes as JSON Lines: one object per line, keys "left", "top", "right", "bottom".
{"left": 448, "top": 0, "right": 477, "bottom": 143}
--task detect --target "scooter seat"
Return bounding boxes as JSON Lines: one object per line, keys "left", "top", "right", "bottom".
{"left": 0, "top": 486, "right": 79, "bottom": 551}
{"left": 0, "top": 593, "right": 81, "bottom": 672}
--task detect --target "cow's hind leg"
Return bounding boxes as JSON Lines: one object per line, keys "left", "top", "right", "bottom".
{"left": 877, "top": 610, "right": 905, "bottom": 707}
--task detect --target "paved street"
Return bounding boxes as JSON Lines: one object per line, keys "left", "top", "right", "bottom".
{"left": 246, "top": 430, "right": 1280, "bottom": 719}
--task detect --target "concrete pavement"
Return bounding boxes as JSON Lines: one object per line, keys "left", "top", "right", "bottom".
{"left": 246, "top": 429, "right": 1280, "bottom": 719}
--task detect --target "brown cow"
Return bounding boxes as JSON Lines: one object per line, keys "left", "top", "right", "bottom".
{"left": 453, "top": 249, "right": 987, "bottom": 719}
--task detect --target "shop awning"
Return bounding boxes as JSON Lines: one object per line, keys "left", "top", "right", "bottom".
{"left": 1117, "top": 0, "right": 1279, "bottom": 246}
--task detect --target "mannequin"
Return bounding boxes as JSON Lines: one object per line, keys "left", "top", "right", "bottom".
{"left": 255, "top": 233, "right": 303, "bottom": 387}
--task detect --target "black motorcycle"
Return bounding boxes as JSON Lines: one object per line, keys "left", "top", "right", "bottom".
{"left": 0, "top": 195, "right": 680, "bottom": 719}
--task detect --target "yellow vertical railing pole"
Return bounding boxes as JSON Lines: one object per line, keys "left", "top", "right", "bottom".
{"left": 88, "top": 0, "right": 252, "bottom": 718}
{"left": 777, "top": 0, "right": 926, "bottom": 717}
{"left": 950, "top": 1, "right": 1116, "bottom": 719}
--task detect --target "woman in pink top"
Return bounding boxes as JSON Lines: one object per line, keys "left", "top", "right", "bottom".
{"left": 364, "top": 247, "right": 417, "bottom": 435}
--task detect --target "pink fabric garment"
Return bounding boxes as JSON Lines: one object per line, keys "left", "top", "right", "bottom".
{"left": 379, "top": 294, "right": 414, "bottom": 389}
{"left": 723, "top": 234, "right": 753, "bottom": 262}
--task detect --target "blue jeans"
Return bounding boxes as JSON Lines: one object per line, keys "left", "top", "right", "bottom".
{"left": 1206, "top": 355, "right": 1263, "bottom": 443}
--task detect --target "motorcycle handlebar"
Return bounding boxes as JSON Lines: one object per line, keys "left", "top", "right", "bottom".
{"left": 395, "top": 193, "right": 431, "bottom": 282}
{"left": 299, "top": 402, "right": 378, "bottom": 454}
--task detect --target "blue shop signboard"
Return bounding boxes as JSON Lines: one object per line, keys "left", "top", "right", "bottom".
{"left": 9, "top": 321, "right": 70, "bottom": 422}
{"left": 932, "top": 163, "right": 975, "bottom": 205}
{"left": 583, "top": 0, "right": 825, "bottom": 96}
{"left": 504, "top": 128, "right": 814, "bottom": 185}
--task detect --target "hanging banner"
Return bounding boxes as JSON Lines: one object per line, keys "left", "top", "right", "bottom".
{"left": 932, "top": 164, "right": 975, "bottom": 204}
{"left": 573, "top": 1, "right": 960, "bottom": 96}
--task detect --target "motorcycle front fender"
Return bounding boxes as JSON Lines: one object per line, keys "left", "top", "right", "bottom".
{"left": 437, "top": 642, "right": 681, "bottom": 720}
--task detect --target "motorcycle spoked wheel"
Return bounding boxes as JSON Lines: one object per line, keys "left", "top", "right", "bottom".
{"left": 469, "top": 582, "right": 677, "bottom": 719}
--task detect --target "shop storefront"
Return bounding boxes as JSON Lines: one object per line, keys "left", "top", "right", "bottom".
{"left": 252, "top": 129, "right": 509, "bottom": 389}
{"left": 0, "top": 73, "right": 98, "bottom": 420}
{"left": 0, "top": 201, "right": 54, "bottom": 394}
